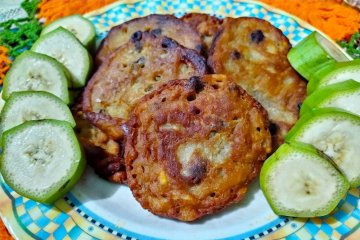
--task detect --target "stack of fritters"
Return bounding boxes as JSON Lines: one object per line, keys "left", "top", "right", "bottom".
{"left": 74, "top": 13, "right": 306, "bottom": 221}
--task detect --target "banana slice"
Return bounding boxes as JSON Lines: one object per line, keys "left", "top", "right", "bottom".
{"left": 0, "top": 91, "right": 75, "bottom": 138}
{"left": 0, "top": 120, "right": 85, "bottom": 203}
{"left": 301, "top": 80, "right": 360, "bottom": 117}
{"left": 260, "top": 142, "right": 349, "bottom": 217}
{"left": 41, "top": 14, "right": 96, "bottom": 51}
{"left": 288, "top": 31, "right": 351, "bottom": 80}
{"left": 2, "top": 51, "right": 70, "bottom": 103}
{"left": 32, "top": 27, "right": 92, "bottom": 88}
{"left": 307, "top": 60, "right": 360, "bottom": 94}
{"left": 286, "top": 108, "right": 360, "bottom": 187}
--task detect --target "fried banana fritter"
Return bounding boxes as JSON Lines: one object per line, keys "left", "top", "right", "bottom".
{"left": 208, "top": 17, "right": 307, "bottom": 149}
{"left": 79, "top": 31, "right": 207, "bottom": 183}
{"left": 73, "top": 108, "right": 127, "bottom": 183}
{"left": 125, "top": 75, "right": 272, "bottom": 221}
{"left": 181, "top": 13, "right": 223, "bottom": 57}
{"left": 96, "top": 14, "right": 202, "bottom": 65}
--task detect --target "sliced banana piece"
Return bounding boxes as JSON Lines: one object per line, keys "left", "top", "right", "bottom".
{"left": 2, "top": 51, "right": 70, "bottom": 103}
{"left": 32, "top": 27, "right": 92, "bottom": 88}
{"left": 260, "top": 142, "right": 349, "bottom": 217}
{"left": 0, "top": 91, "right": 75, "bottom": 138}
{"left": 307, "top": 60, "right": 360, "bottom": 94}
{"left": 0, "top": 120, "right": 85, "bottom": 204}
{"left": 288, "top": 31, "right": 351, "bottom": 80}
{"left": 301, "top": 80, "right": 360, "bottom": 117}
{"left": 41, "top": 14, "right": 96, "bottom": 51}
{"left": 286, "top": 108, "right": 360, "bottom": 187}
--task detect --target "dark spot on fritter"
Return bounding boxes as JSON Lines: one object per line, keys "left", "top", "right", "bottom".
{"left": 228, "top": 83, "right": 240, "bottom": 96}
{"left": 196, "top": 44, "right": 203, "bottom": 53}
{"left": 150, "top": 28, "right": 162, "bottom": 36}
{"left": 186, "top": 76, "right": 204, "bottom": 93}
{"left": 187, "top": 94, "right": 196, "bottom": 102}
{"left": 250, "top": 30, "right": 265, "bottom": 43}
{"left": 231, "top": 50, "right": 241, "bottom": 60}
{"left": 135, "top": 56, "right": 145, "bottom": 68}
{"left": 131, "top": 31, "right": 142, "bottom": 42}
{"left": 134, "top": 41, "right": 143, "bottom": 52}
{"left": 297, "top": 102, "right": 302, "bottom": 110}
{"left": 161, "top": 38, "right": 177, "bottom": 49}
{"left": 269, "top": 123, "right": 277, "bottom": 135}
{"left": 188, "top": 157, "right": 207, "bottom": 184}
{"left": 190, "top": 106, "right": 201, "bottom": 115}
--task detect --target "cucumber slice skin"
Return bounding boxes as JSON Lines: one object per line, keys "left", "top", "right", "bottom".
{"left": 0, "top": 91, "right": 5, "bottom": 114}
{"left": 32, "top": 27, "right": 93, "bottom": 89}
{"left": 0, "top": 120, "right": 85, "bottom": 204}
{"left": 260, "top": 142, "right": 349, "bottom": 217}
{"left": 288, "top": 32, "right": 349, "bottom": 81}
{"left": 307, "top": 60, "right": 360, "bottom": 94}
{"left": 41, "top": 14, "right": 96, "bottom": 52}
{"left": 286, "top": 108, "right": 360, "bottom": 187}
{"left": 301, "top": 80, "right": 360, "bottom": 116}
{"left": 2, "top": 51, "right": 70, "bottom": 103}
{"left": 0, "top": 91, "right": 76, "bottom": 137}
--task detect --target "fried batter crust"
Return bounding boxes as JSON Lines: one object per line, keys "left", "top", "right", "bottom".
{"left": 125, "top": 75, "right": 272, "bottom": 221}
{"left": 181, "top": 13, "right": 223, "bottom": 57}
{"left": 83, "top": 31, "right": 206, "bottom": 138}
{"left": 73, "top": 103, "right": 127, "bottom": 183}
{"left": 96, "top": 14, "right": 202, "bottom": 65}
{"left": 79, "top": 32, "right": 206, "bottom": 183}
{"left": 208, "top": 17, "right": 307, "bottom": 149}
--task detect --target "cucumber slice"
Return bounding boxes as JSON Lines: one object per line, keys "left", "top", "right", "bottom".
{"left": 286, "top": 108, "right": 360, "bottom": 187}
{"left": 0, "top": 91, "right": 76, "bottom": 138}
{"left": 307, "top": 60, "right": 360, "bottom": 94}
{"left": 32, "top": 27, "right": 92, "bottom": 88}
{"left": 260, "top": 142, "right": 349, "bottom": 217}
{"left": 2, "top": 51, "right": 70, "bottom": 103}
{"left": 288, "top": 32, "right": 351, "bottom": 80}
{"left": 0, "top": 91, "right": 5, "bottom": 114}
{"left": 41, "top": 14, "right": 96, "bottom": 51}
{"left": 0, "top": 120, "right": 85, "bottom": 204}
{"left": 301, "top": 80, "right": 360, "bottom": 116}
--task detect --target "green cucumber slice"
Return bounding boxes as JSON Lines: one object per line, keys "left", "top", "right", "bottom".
{"left": 286, "top": 108, "right": 360, "bottom": 187}
{"left": 0, "top": 91, "right": 5, "bottom": 114}
{"left": 301, "top": 80, "right": 360, "bottom": 116}
{"left": 32, "top": 27, "right": 92, "bottom": 88}
{"left": 0, "top": 91, "right": 76, "bottom": 138}
{"left": 260, "top": 142, "right": 349, "bottom": 217}
{"left": 2, "top": 51, "right": 70, "bottom": 103}
{"left": 41, "top": 14, "right": 96, "bottom": 51}
{"left": 288, "top": 31, "right": 351, "bottom": 80}
{"left": 307, "top": 60, "right": 360, "bottom": 94}
{"left": 0, "top": 120, "right": 85, "bottom": 204}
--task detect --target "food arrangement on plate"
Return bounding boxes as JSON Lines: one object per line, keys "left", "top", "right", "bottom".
{"left": 1, "top": 5, "right": 360, "bottom": 229}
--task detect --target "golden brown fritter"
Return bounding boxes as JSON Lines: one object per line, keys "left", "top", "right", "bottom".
{"left": 208, "top": 17, "right": 307, "bottom": 149}
{"left": 83, "top": 31, "right": 207, "bottom": 138}
{"left": 125, "top": 75, "right": 272, "bottom": 221}
{"left": 73, "top": 104, "right": 126, "bottom": 183}
{"left": 79, "top": 31, "right": 207, "bottom": 183}
{"left": 181, "top": 13, "right": 223, "bottom": 57}
{"left": 96, "top": 14, "right": 202, "bottom": 65}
